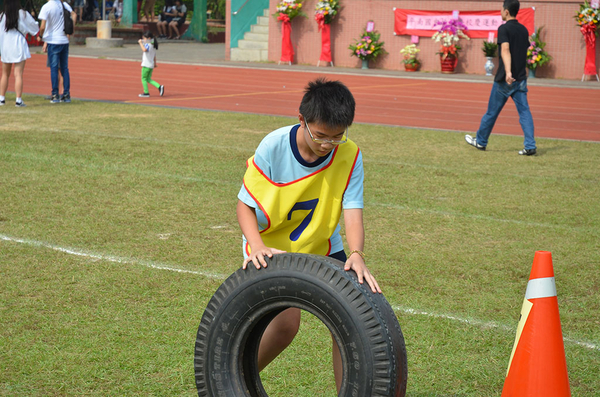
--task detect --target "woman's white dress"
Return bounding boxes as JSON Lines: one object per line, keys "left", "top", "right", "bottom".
{"left": 0, "top": 10, "right": 39, "bottom": 63}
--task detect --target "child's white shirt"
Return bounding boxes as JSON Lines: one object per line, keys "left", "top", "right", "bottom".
{"left": 141, "top": 42, "right": 156, "bottom": 68}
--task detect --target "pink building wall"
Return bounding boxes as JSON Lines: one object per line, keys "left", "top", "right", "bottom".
{"left": 238, "top": 0, "right": 600, "bottom": 80}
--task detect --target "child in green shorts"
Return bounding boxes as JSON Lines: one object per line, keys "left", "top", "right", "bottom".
{"left": 137, "top": 31, "right": 164, "bottom": 98}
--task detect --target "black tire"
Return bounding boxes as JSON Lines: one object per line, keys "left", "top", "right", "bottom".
{"left": 194, "top": 253, "right": 408, "bottom": 396}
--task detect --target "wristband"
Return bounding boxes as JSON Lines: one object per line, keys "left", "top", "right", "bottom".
{"left": 349, "top": 250, "right": 365, "bottom": 260}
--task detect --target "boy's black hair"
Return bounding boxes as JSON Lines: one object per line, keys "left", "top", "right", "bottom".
{"left": 299, "top": 78, "right": 355, "bottom": 129}
{"left": 503, "top": 0, "right": 520, "bottom": 17}
{"left": 143, "top": 30, "right": 159, "bottom": 50}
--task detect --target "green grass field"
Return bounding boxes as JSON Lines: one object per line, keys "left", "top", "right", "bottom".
{"left": 1, "top": 96, "right": 599, "bottom": 396}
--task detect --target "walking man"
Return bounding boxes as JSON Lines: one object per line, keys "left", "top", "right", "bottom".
{"left": 38, "top": 0, "right": 76, "bottom": 103}
{"left": 465, "top": 0, "right": 536, "bottom": 155}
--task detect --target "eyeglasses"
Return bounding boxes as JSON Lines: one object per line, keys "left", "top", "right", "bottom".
{"left": 304, "top": 120, "right": 348, "bottom": 145}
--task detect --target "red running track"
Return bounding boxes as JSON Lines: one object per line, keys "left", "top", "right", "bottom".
{"left": 17, "top": 54, "right": 600, "bottom": 142}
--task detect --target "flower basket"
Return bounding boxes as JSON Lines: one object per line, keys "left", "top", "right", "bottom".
{"left": 441, "top": 54, "right": 458, "bottom": 73}
{"left": 273, "top": 0, "right": 306, "bottom": 64}
{"left": 315, "top": 0, "right": 339, "bottom": 65}
{"left": 405, "top": 63, "right": 419, "bottom": 72}
{"left": 349, "top": 28, "right": 386, "bottom": 69}
{"left": 526, "top": 27, "right": 552, "bottom": 75}
{"left": 432, "top": 19, "right": 469, "bottom": 73}
{"left": 575, "top": 1, "right": 599, "bottom": 76}
{"left": 400, "top": 44, "right": 420, "bottom": 72}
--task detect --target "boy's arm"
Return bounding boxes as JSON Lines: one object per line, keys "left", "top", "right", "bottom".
{"left": 344, "top": 208, "right": 382, "bottom": 294}
{"left": 38, "top": 19, "right": 46, "bottom": 40}
{"left": 236, "top": 200, "right": 286, "bottom": 270}
{"left": 501, "top": 42, "right": 514, "bottom": 85}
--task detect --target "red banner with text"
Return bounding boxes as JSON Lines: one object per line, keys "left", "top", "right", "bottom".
{"left": 393, "top": 8, "right": 535, "bottom": 39}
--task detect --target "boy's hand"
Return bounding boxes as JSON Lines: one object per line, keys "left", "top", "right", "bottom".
{"left": 505, "top": 71, "right": 515, "bottom": 85}
{"left": 345, "top": 255, "right": 382, "bottom": 294}
{"left": 243, "top": 246, "right": 286, "bottom": 270}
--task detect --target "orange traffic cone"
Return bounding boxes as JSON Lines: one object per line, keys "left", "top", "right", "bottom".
{"left": 501, "top": 251, "right": 570, "bottom": 396}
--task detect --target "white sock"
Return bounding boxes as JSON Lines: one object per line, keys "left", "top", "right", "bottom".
{"left": 16, "top": 97, "right": 22, "bottom": 103}
{"left": 0, "top": 95, "right": 5, "bottom": 101}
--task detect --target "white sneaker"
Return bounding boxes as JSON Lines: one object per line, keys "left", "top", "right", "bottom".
{"left": 465, "top": 134, "right": 486, "bottom": 151}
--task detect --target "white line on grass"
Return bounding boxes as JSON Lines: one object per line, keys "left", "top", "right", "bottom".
{"left": 0, "top": 234, "right": 227, "bottom": 280}
{"left": 368, "top": 201, "right": 597, "bottom": 232}
{"left": 2, "top": 233, "right": 598, "bottom": 352}
{"left": 393, "top": 305, "right": 599, "bottom": 351}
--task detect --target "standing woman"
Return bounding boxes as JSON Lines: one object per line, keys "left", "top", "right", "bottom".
{"left": 142, "top": 0, "right": 156, "bottom": 22}
{"left": 0, "top": 0, "right": 39, "bottom": 107}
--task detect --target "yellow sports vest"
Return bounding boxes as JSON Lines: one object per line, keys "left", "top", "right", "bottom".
{"left": 243, "top": 140, "right": 360, "bottom": 256}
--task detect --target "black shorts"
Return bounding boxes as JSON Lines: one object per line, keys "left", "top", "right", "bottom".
{"left": 329, "top": 250, "right": 348, "bottom": 262}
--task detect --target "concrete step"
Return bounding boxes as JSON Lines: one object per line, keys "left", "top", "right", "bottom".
{"left": 251, "top": 24, "right": 269, "bottom": 34}
{"left": 257, "top": 16, "right": 270, "bottom": 26}
{"left": 244, "top": 31, "right": 268, "bottom": 42}
{"left": 238, "top": 39, "right": 268, "bottom": 50}
{"left": 231, "top": 48, "right": 268, "bottom": 62}
{"left": 230, "top": 9, "right": 270, "bottom": 63}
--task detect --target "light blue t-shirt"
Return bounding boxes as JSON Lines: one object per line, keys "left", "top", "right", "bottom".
{"left": 238, "top": 124, "right": 364, "bottom": 256}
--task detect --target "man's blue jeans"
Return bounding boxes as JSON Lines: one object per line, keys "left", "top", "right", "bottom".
{"left": 476, "top": 80, "right": 536, "bottom": 150}
{"left": 47, "top": 43, "right": 70, "bottom": 97}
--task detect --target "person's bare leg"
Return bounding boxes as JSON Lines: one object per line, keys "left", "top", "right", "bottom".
{"left": 1, "top": 62, "right": 13, "bottom": 97}
{"left": 58, "top": 71, "right": 63, "bottom": 97}
{"left": 172, "top": 23, "right": 180, "bottom": 38}
{"left": 257, "top": 308, "right": 301, "bottom": 371}
{"left": 143, "top": 2, "right": 150, "bottom": 22}
{"left": 13, "top": 61, "right": 26, "bottom": 99}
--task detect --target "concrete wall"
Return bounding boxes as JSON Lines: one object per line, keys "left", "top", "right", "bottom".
{"left": 248, "top": 0, "right": 599, "bottom": 80}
